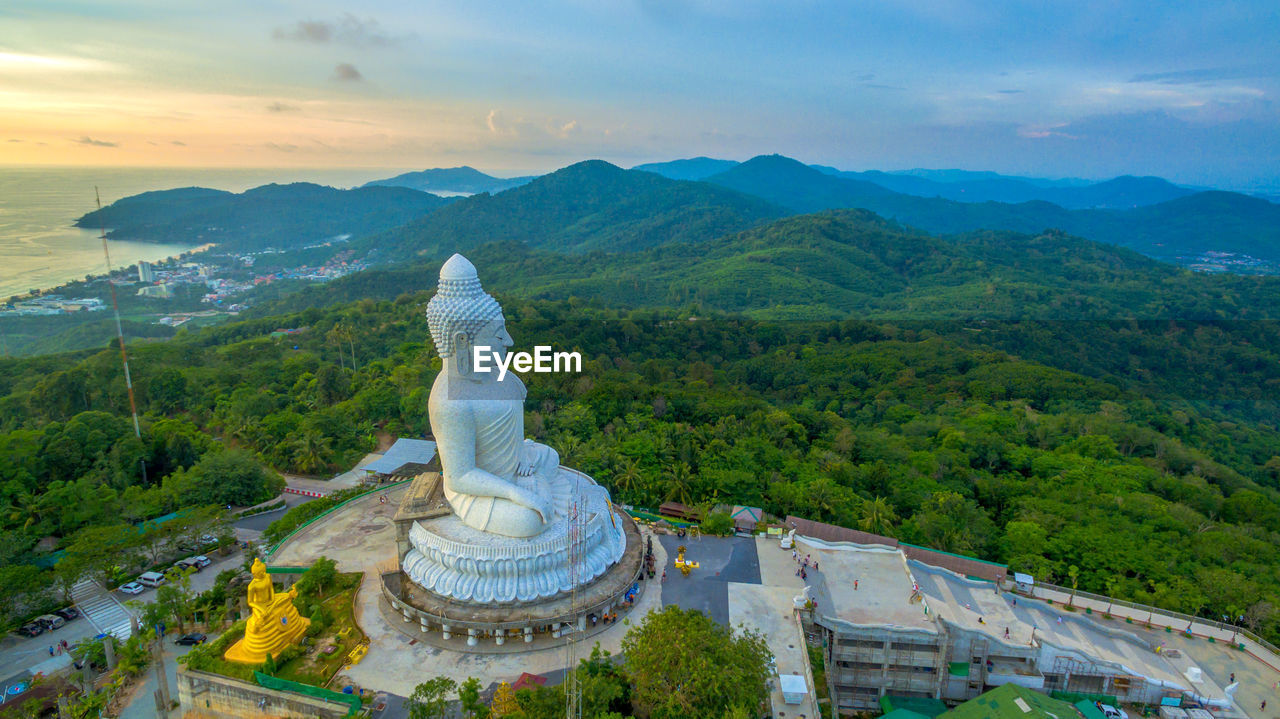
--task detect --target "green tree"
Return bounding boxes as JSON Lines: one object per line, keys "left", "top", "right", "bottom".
{"left": 621, "top": 606, "right": 771, "bottom": 719}
{"left": 296, "top": 556, "right": 338, "bottom": 598}
{"left": 171, "top": 450, "right": 281, "bottom": 507}
{"left": 459, "top": 676, "right": 488, "bottom": 719}
{"left": 859, "top": 496, "right": 898, "bottom": 536}
{"left": 407, "top": 676, "right": 457, "bottom": 719}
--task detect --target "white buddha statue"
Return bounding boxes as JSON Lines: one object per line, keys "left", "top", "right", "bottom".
{"left": 426, "top": 253, "right": 560, "bottom": 538}
{"left": 402, "top": 253, "right": 626, "bottom": 604}
{"left": 401, "top": 252, "right": 627, "bottom": 598}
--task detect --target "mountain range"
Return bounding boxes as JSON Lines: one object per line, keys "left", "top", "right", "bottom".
{"left": 358, "top": 160, "right": 785, "bottom": 260}
{"left": 79, "top": 155, "right": 1280, "bottom": 271}
{"left": 705, "top": 155, "right": 1280, "bottom": 265}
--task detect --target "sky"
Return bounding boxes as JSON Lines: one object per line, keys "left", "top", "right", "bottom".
{"left": 1, "top": 1, "right": 1278, "bottom": 189}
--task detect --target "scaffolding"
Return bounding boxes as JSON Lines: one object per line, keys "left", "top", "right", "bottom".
{"left": 563, "top": 493, "right": 585, "bottom": 719}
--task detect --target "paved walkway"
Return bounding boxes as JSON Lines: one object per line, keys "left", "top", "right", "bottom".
{"left": 746, "top": 536, "right": 821, "bottom": 719}
{"left": 271, "top": 484, "right": 669, "bottom": 695}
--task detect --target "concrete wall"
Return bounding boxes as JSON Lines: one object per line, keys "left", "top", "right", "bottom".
{"left": 176, "top": 667, "right": 351, "bottom": 719}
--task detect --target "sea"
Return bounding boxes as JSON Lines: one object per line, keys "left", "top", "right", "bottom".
{"left": 0, "top": 166, "right": 394, "bottom": 299}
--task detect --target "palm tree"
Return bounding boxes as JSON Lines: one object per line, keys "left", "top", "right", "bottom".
{"left": 614, "top": 458, "right": 642, "bottom": 501}
{"left": 664, "top": 462, "right": 694, "bottom": 506}
{"left": 291, "top": 431, "right": 330, "bottom": 475}
{"left": 2, "top": 489, "right": 42, "bottom": 529}
{"left": 859, "top": 497, "right": 898, "bottom": 536}
{"left": 1067, "top": 565, "right": 1080, "bottom": 608}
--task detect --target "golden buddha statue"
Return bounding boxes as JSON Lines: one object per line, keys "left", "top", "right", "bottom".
{"left": 224, "top": 558, "right": 310, "bottom": 665}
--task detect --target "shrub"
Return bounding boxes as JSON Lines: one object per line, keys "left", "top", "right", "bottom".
{"left": 700, "top": 511, "right": 734, "bottom": 536}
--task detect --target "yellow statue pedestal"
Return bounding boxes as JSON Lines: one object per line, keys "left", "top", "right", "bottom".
{"left": 224, "top": 558, "right": 311, "bottom": 665}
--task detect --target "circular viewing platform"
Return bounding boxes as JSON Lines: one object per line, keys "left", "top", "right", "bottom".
{"left": 382, "top": 509, "right": 646, "bottom": 651}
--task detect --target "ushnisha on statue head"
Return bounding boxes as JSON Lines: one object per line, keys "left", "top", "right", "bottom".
{"left": 426, "top": 253, "right": 514, "bottom": 386}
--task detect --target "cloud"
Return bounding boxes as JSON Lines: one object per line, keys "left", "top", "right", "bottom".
{"left": 0, "top": 51, "right": 115, "bottom": 74}
{"left": 7, "top": 139, "right": 22, "bottom": 143}
{"left": 264, "top": 142, "right": 298, "bottom": 153}
{"left": 332, "top": 63, "right": 363, "bottom": 82}
{"left": 171, "top": 140, "right": 186, "bottom": 146}
{"left": 1128, "top": 66, "right": 1276, "bottom": 85}
{"left": 75, "top": 136, "right": 118, "bottom": 147}
{"left": 997, "top": 89, "right": 1024, "bottom": 94}
{"left": 266, "top": 102, "right": 300, "bottom": 113}
{"left": 273, "top": 14, "right": 400, "bottom": 47}
{"left": 559, "top": 120, "right": 578, "bottom": 137}
{"left": 486, "top": 109, "right": 502, "bottom": 134}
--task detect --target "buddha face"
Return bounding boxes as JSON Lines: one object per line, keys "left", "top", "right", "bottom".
{"left": 453, "top": 316, "right": 514, "bottom": 382}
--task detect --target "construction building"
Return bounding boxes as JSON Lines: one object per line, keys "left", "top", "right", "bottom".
{"left": 798, "top": 535, "right": 1229, "bottom": 715}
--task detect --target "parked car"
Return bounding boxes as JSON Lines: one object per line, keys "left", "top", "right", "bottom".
{"left": 138, "top": 571, "right": 167, "bottom": 588}
{"left": 199, "top": 534, "right": 217, "bottom": 545}
{"left": 192, "top": 555, "right": 211, "bottom": 568}
{"left": 35, "top": 614, "right": 66, "bottom": 631}
{"left": 1098, "top": 704, "right": 1129, "bottom": 719}
{"left": 53, "top": 607, "right": 80, "bottom": 621}
{"left": 174, "top": 633, "right": 207, "bottom": 646}
{"left": 174, "top": 559, "right": 199, "bottom": 572}
{"left": 118, "top": 581, "right": 145, "bottom": 595}
{"left": 17, "top": 622, "right": 44, "bottom": 637}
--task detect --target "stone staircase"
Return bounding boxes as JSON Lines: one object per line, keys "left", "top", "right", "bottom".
{"left": 71, "top": 579, "right": 133, "bottom": 641}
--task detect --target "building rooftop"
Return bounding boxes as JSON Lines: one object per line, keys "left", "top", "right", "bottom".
{"left": 910, "top": 561, "right": 1033, "bottom": 649}
{"left": 361, "top": 438, "right": 437, "bottom": 476}
{"left": 797, "top": 538, "right": 937, "bottom": 634}
{"left": 939, "top": 684, "right": 1083, "bottom": 719}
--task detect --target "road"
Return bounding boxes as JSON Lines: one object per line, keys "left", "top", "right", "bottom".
{"left": 0, "top": 548, "right": 245, "bottom": 687}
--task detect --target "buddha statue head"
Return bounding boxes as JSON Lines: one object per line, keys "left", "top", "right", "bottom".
{"left": 426, "top": 254, "right": 513, "bottom": 384}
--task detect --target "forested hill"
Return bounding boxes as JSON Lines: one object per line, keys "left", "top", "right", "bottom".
{"left": 5, "top": 295, "right": 1280, "bottom": 641}
{"left": 76, "top": 182, "right": 456, "bottom": 253}
{"left": 706, "top": 155, "right": 1280, "bottom": 265}
{"left": 359, "top": 160, "right": 787, "bottom": 261}
{"left": 361, "top": 166, "right": 534, "bottom": 194}
{"left": 247, "top": 209, "right": 1280, "bottom": 405}
{"left": 255, "top": 208, "right": 1280, "bottom": 324}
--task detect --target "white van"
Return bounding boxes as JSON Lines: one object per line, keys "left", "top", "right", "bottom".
{"left": 138, "top": 571, "right": 167, "bottom": 588}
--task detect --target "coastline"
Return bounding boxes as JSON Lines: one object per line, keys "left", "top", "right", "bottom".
{"left": 2, "top": 240, "right": 214, "bottom": 303}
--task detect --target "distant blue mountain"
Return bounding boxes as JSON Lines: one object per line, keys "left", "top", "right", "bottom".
{"left": 706, "top": 154, "right": 1280, "bottom": 263}
{"left": 363, "top": 166, "right": 534, "bottom": 195}
{"left": 631, "top": 157, "right": 741, "bottom": 181}
{"left": 814, "top": 167, "right": 1193, "bottom": 209}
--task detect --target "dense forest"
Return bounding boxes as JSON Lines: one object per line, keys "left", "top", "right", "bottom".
{"left": 3, "top": 282, "right": 1280, "bottom": 639}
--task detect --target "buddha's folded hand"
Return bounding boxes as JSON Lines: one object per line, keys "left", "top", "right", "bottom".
{"left": 508, "top": 485, "right": 554, "bottom": 524}
{"left": 517, "top": 440, "right": 559, "bottom": 477}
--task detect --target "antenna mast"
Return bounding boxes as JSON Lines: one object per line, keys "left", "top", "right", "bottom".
{"left": 96, "top": 188, "right": 145, "bottom": 469}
